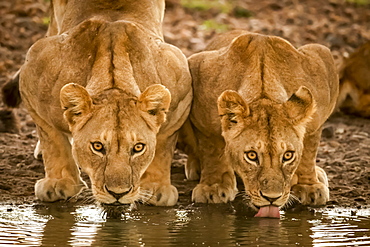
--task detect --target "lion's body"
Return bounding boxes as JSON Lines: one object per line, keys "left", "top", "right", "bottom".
{"left": 184, "top": 30, "right": 338, "bottom": 212}
{"left": 19, "top": 0, "right": 192, "bottom": 206}
{"left": 336, "top": 41, "right": 370, "bottom": 118}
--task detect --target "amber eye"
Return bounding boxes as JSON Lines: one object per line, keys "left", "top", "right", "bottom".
{"left": 283, "top": 151, "right": 294, "bottom": 162}
{"left": 244, "top": 151, "right": 258, "bottom": 163}
{"left": 91, "top": 142, "right": 105, "bottom": 153}
{"left": 133, "top": 143, "right": 145, "bottom": 153}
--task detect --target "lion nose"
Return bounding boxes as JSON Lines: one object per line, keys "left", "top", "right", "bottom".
{"left": 105, "top": 186, "right": 132, "bottom": 200}
{"left": 260, "top": 191, "right": 282, "bottom": 203}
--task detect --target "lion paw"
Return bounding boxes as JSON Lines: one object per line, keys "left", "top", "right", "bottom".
{"left": 192, "top": 183, "right": 237, "bottom": 203}
{"left": 291, "top": 183, "right": 329, "bottom": 206}
{"left": 140, "top": 183, "right": 178, "bottom": 206}
{"left": 35, "top": 177, "right": 86, "bottom": 202}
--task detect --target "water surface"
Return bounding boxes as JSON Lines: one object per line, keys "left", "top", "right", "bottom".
{"left": 0, "top": 203, "right": 369, "bottom": 246}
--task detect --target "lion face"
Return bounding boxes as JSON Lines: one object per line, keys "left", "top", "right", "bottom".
{"left": 218, "top": 87, "right": 315, "bottom": 209}
{"left": 60, "top": 83, "right": 171, "bottom": 205}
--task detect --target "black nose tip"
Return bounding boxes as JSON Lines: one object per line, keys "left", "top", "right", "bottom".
{"left": 105, "top": 186, "right": 132, "bottom": 200}
{"left": 260, "top": 191, "right": 281, "bottom": 203}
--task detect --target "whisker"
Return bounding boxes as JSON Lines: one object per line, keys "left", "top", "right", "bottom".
{"left": 289, "top": 193, "right": 300, "bottom": 204}
{"left": 138, "top": 189, "right": 155, "bottom": 205}
{"left": 99, "top": 208, "right": 108, "bottom": 219}
{"left": 81, "top": 195, "right": 96, "bottom": 205}
{"left": 99, "top": 203, "right": 132, "bottom": 219}
{"left": 235, "top": 190, "right": 246, "bottom": 198}
{"left": 130, "top": 202, "right": 139, "bottom": 210}
{"left": 66, "top": 187, "right": 95, "bottom": 205}
{"left": 281, "top": 193, "right": 300, "bottom": 210}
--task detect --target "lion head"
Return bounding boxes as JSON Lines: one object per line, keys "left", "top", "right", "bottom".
{"left": 217, "top": 87, "right": 316, "bottom": 214}
{"left": 60, "top": 83, "right": 171, "bottom": 205}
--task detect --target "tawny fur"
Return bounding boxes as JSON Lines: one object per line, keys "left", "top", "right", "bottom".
{"left": 336, "top": 41, "right": 370, "bottom": 118}
{"left": 183, "top": 30, "right": 338, "bottom": 208}
{"left": 18, "top": 0, "right": 192, "bottom": 206}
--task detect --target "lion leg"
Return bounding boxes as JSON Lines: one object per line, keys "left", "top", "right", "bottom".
{"left": 291, "top": 128, "right": 329, "bottom": 205}
{"left": 185, "top": 154, "right": 201, "bottom": 181}
{"left": 35, "top": 126, "right": 86, "bottom": 202}
{"left": 177, "top": 118, "right": 201, "bottom": 180}
{"left": 191, "top": 137, "right": 237, "bottom": 204}
{"left": 140, "top": 133, "right": 179, "bottom": 206}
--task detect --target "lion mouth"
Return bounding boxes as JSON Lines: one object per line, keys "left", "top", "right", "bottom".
{"left": 102, "top": 201, "right": 132, "bottom": 207}
{"left": 254, "top": 205, "right": 280, "bottom": 218}
{"left": 100, "top": 202, "right": 133, "bottom": 218}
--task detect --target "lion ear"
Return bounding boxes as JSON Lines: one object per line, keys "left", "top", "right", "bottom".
{"left": 218, "top": 90, "right": 249, "bottom": 132}
{"left": 137, "top": 84, "right": 171, "bottom": 132}
{"left": 229, "top": 34, "right": 253, "bottom": 55}
{"left": 284, "top": 86, "right": 316, "bottom": 125}
{"left": 60, "top": 83, "right": 92, "bottom": 127}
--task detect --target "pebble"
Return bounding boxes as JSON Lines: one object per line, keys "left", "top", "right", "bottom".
{"left": 352, "top": 134, "right": 366, "bottom": 140}
{"left": 354, "top": 197, "right": 366, "bottom": 202}
{"left": 0, "top": 183, "right": 11, "bottom": 190}
{"left": 335, "top": 128, "right": 345, "bottom": 134}
{"left": 328, "top": 141, "right": 340, "bottom": 148}
{"left": 322, "top": 126, "right": 334, "bottom": 138}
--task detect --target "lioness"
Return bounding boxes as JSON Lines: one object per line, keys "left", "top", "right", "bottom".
{"left": 184, "top": 30, "right": 338, "bottom": 217}
{"left": 336, "top": 41, "right": 370, "bottom": 118}
{"left": 12, "top": 0, "right": 192, "bottom": 206}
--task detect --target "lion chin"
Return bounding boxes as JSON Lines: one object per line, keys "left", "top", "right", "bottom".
{"left": 15, "top": 0, "right": 192, "bottom": 207}
{"left": 181, "top": 30, "right": 338, "bottom": 216}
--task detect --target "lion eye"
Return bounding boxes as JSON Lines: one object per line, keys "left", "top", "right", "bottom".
{"left": 91, "top": 142, "right": 105, "bottom": 153}
{"left": 244, "top": 151, "right": 258, "bottom": 163}
{"left": 283, "top": 151, "right": 294, "bottom": 162}
{"left": 133, "top": 143, "right": 145, "bottom": 153}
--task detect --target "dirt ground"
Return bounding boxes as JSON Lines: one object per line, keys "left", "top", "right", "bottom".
{"left": 0, "top": 0, "right": 369, "bottom": 209}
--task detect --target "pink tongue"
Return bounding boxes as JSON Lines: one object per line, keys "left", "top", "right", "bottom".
{"left": 254, "top": 205, "right": 280, "bottom": 218}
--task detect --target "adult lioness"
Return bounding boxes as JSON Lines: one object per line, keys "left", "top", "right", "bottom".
{"left": 16, "top": 0, "right": 192, "bottom": 206}
{"left": 184, "top": 30, "right": 338, "bottom": 217}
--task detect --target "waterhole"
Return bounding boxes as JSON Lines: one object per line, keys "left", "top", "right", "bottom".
{"left": 0, "top": 203, "right": 369, "bottom": 246}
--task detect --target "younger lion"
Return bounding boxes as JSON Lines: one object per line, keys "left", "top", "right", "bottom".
{"left": 8, "top": 0, "right": 192, "bottom": 206}
{"left": 184, "top": 30, "right": 338, "bottom": 217}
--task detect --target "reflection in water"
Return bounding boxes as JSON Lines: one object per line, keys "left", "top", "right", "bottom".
{"left": 311, "top": 209, "right": 370, "bottom": 247}
{"left": 0, "top": 205, "right": 49, "bottom": 245}
{"left": 0, "top": 204, "right": 369, "bottom": 246}
{"left": 71, "top": 206, "right": 105, "bottom": 246}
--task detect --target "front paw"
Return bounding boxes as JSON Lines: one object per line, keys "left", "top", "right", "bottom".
{"left": 35, "top": 177, "right": 86, "bottom": 202}
{"left": 140, "top": 182, "right": 178, "bottom": 206}
{"left": 291, "top": 182, "right": 329, "bottom": 206}
{"left": 192, "top": 183, "right": 237, "bottom": 203}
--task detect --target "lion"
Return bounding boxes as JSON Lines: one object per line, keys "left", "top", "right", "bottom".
{"left": 4, "top": 0, "right": 192, "bottom": 206}
{"left": 183, "top": 30, "right": 338, "bottom": 217}
{"left": 336, "top": 41, "right": 370, "bottom": 118}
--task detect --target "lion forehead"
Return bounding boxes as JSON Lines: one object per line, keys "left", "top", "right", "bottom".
{"left": 237, "top": 108, "right": 302, "bottom": 154}
{"left": 75, "top": 95, "right": 150, "bottom": 146}
{"left": 99, "top": 129, "right": 113, "bottom": 143}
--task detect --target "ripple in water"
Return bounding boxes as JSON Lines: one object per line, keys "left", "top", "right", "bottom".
{"left": 0, "top": 204, "right": 369, "bottom": 246}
